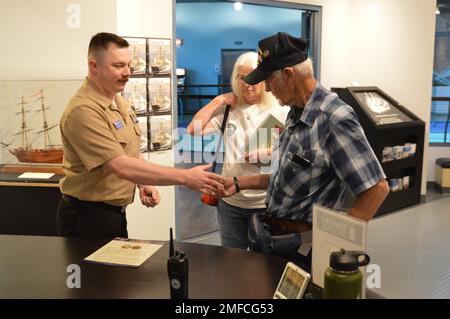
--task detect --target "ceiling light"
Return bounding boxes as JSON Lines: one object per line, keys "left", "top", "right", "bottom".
{"left": 234, "top": 2, "right": 243, "bottom": 11}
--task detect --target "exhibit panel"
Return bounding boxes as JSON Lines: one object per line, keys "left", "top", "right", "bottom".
{"left": 332, "top": 87, "right": 425, "bottom": 216}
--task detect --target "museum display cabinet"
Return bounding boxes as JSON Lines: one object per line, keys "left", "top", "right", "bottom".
{"left": 332, "top": 87, "right": 425, "bottom": 216}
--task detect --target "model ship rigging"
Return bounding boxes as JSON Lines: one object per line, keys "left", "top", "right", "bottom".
{"left": 7, "top": 89, "right": 63, "bottom": 163}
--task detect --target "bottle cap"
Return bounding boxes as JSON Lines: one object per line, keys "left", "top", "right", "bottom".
{"left": 329, "top": 249, "right": 370, "bottom": 272}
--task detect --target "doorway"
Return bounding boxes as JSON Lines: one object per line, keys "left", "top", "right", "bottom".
{"left": 175, "top": 0, "right": 322, "bottom": 241}
{"left": 220, "top": 49, "right": 255, "bottom": 94}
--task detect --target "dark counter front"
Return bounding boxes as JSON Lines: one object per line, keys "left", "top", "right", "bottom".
{"left": 0, "top": 235, "right": 286, "bottom": 299}
{"left": 0, "top": 164, "right": 63, "bottom": 236}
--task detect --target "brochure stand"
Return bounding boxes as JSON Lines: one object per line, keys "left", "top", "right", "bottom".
{"left": 332, "top": 87, "right": 425, "bottom": 216}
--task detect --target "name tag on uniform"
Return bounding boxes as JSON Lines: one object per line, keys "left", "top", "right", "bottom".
{"left": 113, "top": 120, "right": 124, "bottom": 130}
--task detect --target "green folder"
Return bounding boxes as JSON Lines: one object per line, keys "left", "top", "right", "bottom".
{"left": 243, "top": 114, "right": 285, "bottom": 166}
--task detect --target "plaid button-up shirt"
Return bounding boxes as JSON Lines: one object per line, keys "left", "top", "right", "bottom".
{"left": 266, "top": 83, "right": 385, "bottom": 223}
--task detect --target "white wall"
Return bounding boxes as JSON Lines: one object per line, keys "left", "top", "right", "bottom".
{"left": 116, "top": 0, "right": 175, "bottom": 241}
{"left": 280, "top": 0, "right": 436, "bottom": 194}
{"left": 0, "top": 0, "right": 117, "bottom": 79}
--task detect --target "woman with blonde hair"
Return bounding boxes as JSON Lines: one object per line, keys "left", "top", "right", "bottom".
{"left": 187, "top": 51, "right": 288, "bottom": 249}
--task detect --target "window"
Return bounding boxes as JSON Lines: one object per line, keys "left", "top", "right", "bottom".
{"left": 431, "top": 0, "right": 450, "bottom": 144}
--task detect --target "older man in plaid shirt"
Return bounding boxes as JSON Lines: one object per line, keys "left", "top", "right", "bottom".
{"left": 220, "top": 32, "right": 389, "bottom": 264}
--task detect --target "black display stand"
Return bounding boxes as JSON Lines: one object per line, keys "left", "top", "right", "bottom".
{"left": 332, "top": 87, "right": 425, "bottom": 217}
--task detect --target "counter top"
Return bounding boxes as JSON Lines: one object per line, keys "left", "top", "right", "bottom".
{"left": 0, "top": 235, "right": 286, "bottom": 298}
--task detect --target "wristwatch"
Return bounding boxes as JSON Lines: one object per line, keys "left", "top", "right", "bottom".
{"left": 233, "top": 176, "right": 240, "bottom": 193}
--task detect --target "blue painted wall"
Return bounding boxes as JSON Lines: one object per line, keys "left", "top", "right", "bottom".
{"left": 176, "top": 2, "right": 303, "bottom": 87}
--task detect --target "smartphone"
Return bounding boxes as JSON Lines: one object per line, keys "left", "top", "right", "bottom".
{"left": 291, "top": 153, "right": 313, "bottom": 168}
{"left": 273, "top": 262, "right": 311, "bottom": 299}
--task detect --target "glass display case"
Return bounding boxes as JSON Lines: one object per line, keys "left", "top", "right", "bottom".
{"left": 0, "top": 78, "right": 83, "bottom": 165}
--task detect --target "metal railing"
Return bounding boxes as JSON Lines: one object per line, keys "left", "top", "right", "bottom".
{"left": 431, "top": 97, "right": 450, "bottom": 144}
{"left": 177, "top": 84, "right": 231, "bottom": 118}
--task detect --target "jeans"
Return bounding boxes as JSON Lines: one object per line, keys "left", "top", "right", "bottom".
{"left": 217, "top": 199, "right": 266, "bottom": 250}
{"left": 57, "top": 194, "right": 128, "bottom": 239}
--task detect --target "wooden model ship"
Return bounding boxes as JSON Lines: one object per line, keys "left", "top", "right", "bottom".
{"left": 7, "top": 90, "right": 63, "bottom": 164}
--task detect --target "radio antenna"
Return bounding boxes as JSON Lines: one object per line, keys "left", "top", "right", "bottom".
{"left": 169, "top": 228, "right": 175, "bottom": 257}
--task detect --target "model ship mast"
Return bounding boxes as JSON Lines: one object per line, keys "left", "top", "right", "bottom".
{"left": 35, "top": 89, "right": 59, "bottom": 149}
{"left": 13, "top": 96, "right": 33, "bottom": 150}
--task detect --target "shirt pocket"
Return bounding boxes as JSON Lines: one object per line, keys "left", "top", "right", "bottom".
{"left": 275, "top": 150, "right": 315, "bottom": 197}
{"left": 113, "top": 127, "right": 130, "bottom": 147}
{"left": 279, "top": 149, "right": 329, "bottom": 197}
{"left": 309, "top": 149, "right": 330, "bottom": 193}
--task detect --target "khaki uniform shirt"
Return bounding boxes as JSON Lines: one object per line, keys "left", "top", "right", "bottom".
{"left": 59, "top": 78, "right": 141, "bottom": 206}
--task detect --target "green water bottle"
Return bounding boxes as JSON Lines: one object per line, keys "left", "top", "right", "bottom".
{"left": 323, "top": 249, "right": 370, "bottom": 299}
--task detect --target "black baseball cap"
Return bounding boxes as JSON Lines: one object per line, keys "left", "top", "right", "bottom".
{"left": 244, "top": 32, "right": 308, "bottom": 85}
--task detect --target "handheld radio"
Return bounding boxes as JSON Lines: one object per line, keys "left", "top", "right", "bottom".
{"left": 167, "top": 228, "right": 189, "bottom": 299}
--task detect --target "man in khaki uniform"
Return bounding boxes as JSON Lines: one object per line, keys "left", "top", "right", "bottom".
{"left": 58, "top": 33, "right": 224, "bottom": 238}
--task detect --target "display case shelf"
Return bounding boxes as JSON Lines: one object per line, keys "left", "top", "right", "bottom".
{"left": 381, "top": 157, "right": 417, "bottom": 173}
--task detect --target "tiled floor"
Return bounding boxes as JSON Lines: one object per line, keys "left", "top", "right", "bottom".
{"left": 368, "top": 192, "right": 450, "bottom": 298}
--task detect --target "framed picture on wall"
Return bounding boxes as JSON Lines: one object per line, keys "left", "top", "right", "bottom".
{"left": 120, "top": 35, "right": 173, "bottom": 153}
{"left": 148, "top": 77, "right": 171, "bottom": 114}
{"left": 150, "top": 115, "right": 172, "bottom": 151}
{"left": 124, "top": 37, "right": 147, "bottom": 75}
{"left": 148, "top": 38, "right": 171, "bottom": 76}
{"left": 122, "top": 78, "right": 148, "bottom": 114}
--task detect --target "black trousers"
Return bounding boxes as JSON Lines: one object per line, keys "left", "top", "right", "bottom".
{"left": 57, "top": 194, "right": 128, "bottom": 239}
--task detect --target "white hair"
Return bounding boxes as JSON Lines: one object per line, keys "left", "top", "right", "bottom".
{"left": 230, "top": 51, "right": 277, "bottom": 110}
{"left": 293, "top": 57, "right": 314, "bottom": 77}
{"left": 272, "top": 57, "right": 315, "bottom": 80}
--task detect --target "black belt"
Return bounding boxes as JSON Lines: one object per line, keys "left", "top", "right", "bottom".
{"left": 62, "top": 194, "right": 126, "bottom": 213}
{"left": 262, "top": 214, "right": 312, "bottom": 236}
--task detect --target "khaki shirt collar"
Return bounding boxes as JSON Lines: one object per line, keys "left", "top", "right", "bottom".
{"left": 83, "top": 77, "right": 116, "bottom": 110}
